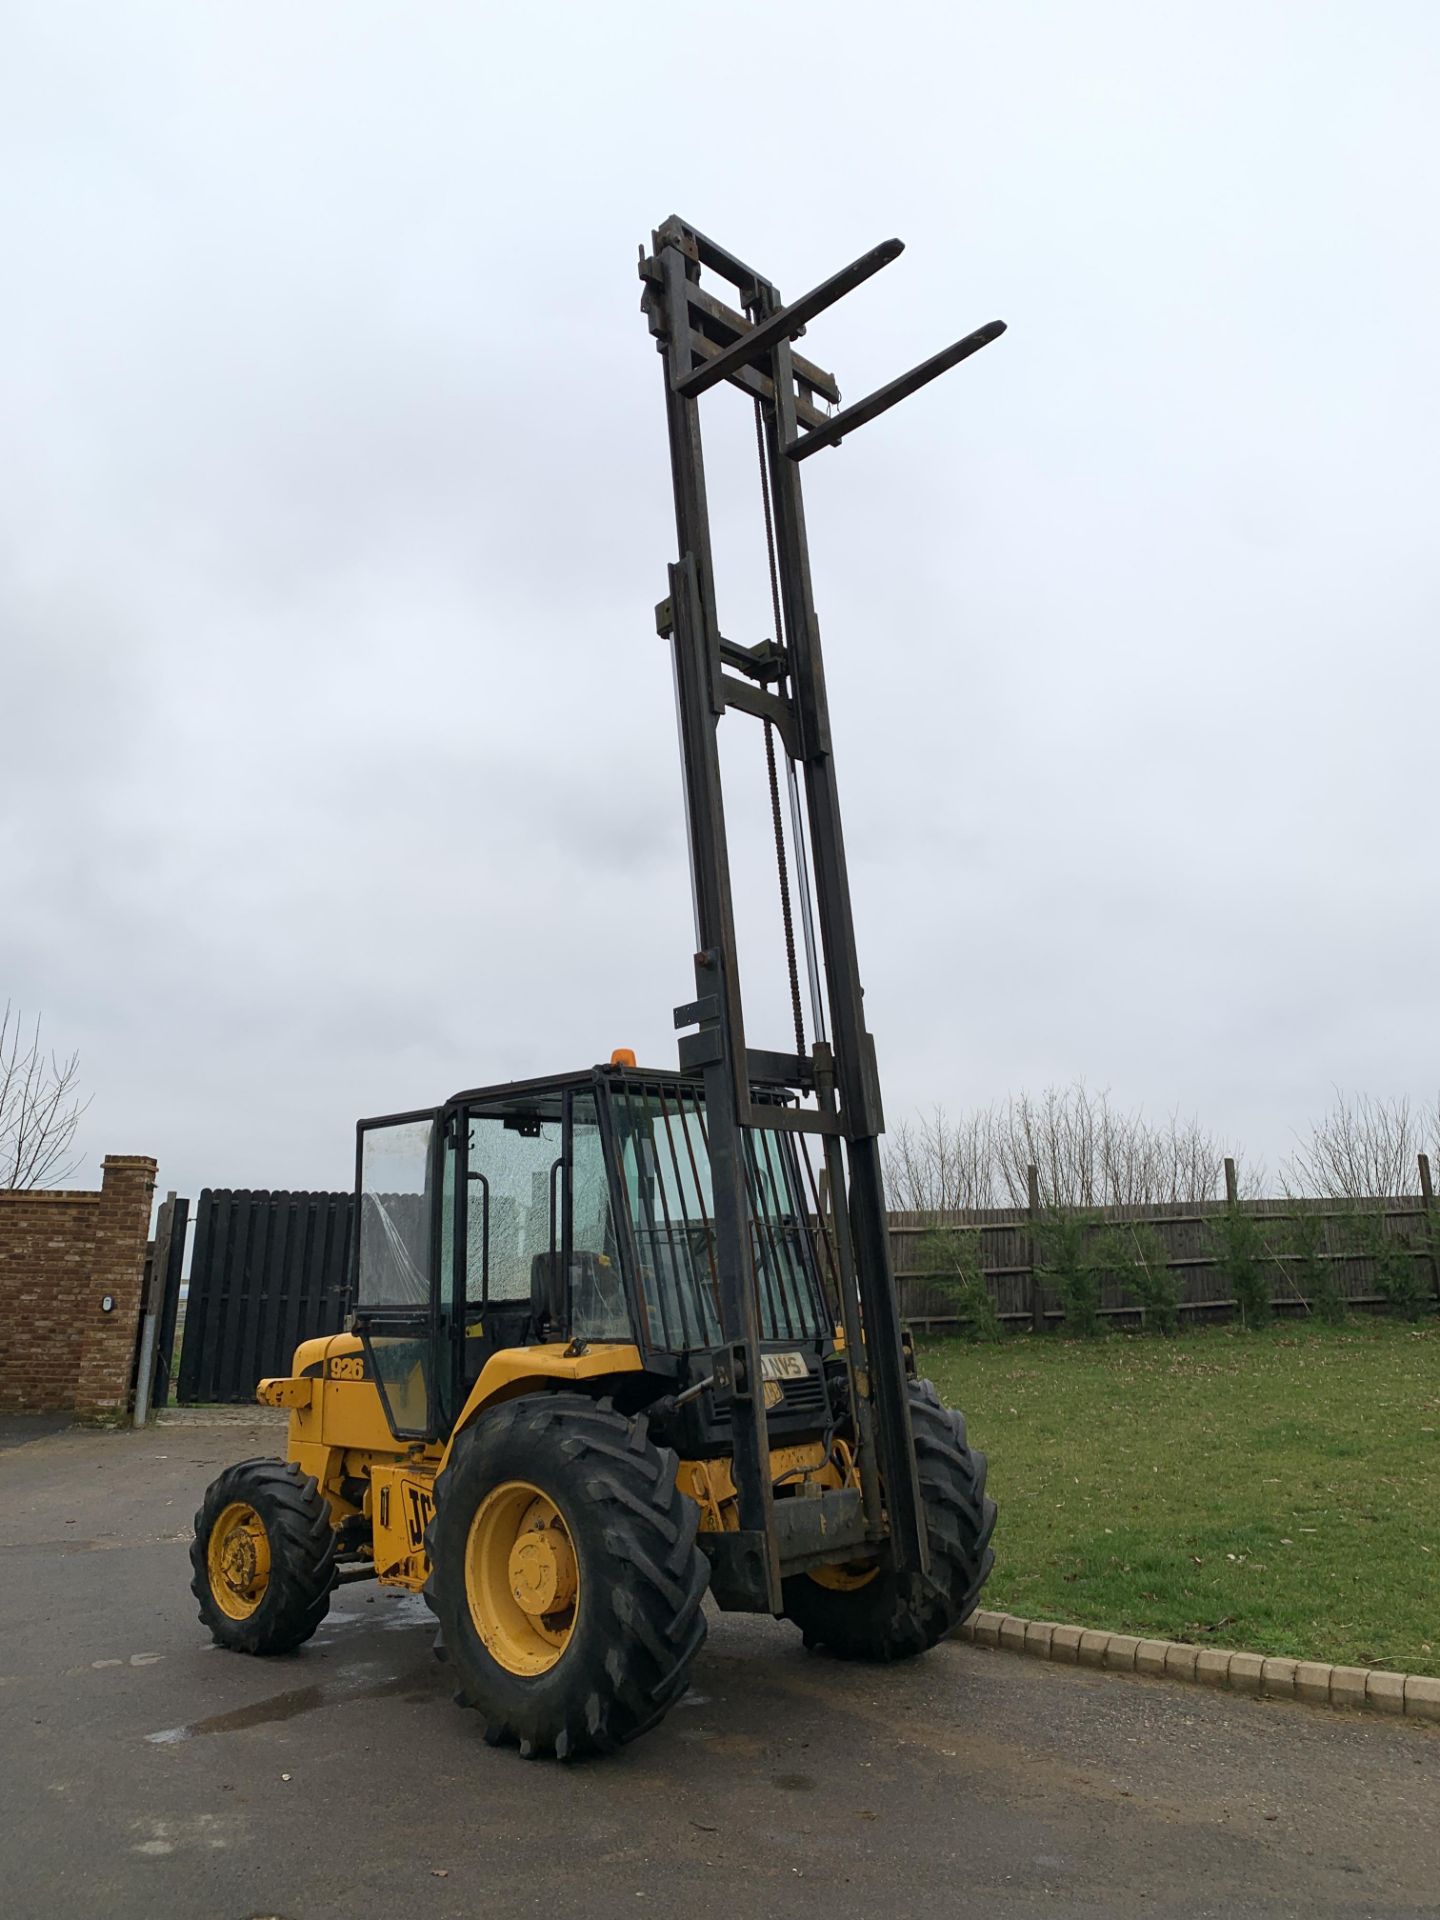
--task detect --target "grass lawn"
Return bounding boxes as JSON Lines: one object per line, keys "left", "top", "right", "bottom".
{"left": 920, "top": 1319, "right": 1440, "bottom": 1677}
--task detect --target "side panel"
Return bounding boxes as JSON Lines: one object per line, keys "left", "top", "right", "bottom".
{"left": 264, "top": 1331, "right": 400, "bottom": 1457}
{"left": 260, "top": 1331, "right": 409, "bottom": 1531}
{"left": 370, "top": 1463, "right": 438, "bottom": 1587}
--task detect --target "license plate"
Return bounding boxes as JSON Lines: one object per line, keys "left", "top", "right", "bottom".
{"left": 760, "top": 1350, "right": 808, "bottom": 1382}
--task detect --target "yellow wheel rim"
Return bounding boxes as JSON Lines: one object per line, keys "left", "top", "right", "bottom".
{"left": 809, "top": 1558, "right": 880, "bottom": 1593}
{"left": 207, "top": 1500, "right": 272, "bottom": 1619}
{"left": 465, "top": 1480, "right": 580, "bottom": 1677}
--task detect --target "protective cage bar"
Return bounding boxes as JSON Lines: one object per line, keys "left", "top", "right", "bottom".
{"left": 606, "top": 1075, "right": 830, "bottom": 1354}
{"left": 640, "top": 214, "right": 1005, "bottom": 1603}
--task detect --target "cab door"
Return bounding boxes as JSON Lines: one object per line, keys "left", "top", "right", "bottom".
{"left": 446, "top": 1099, "right": 566, "bottom": 1390}
{"left": 353, "top": 1109, "right": 445, "bottom": 1439}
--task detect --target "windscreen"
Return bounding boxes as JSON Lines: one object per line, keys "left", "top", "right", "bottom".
{"left": 608, "top": 1080, "right": 829, "bottom": 1351}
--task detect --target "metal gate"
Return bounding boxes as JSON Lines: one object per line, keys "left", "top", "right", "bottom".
{"left": 177, "top": 1190, "right": 353, "bottom": 1404}
{"left": 141, "top": 1192, "right": 190, "bottom": 1413}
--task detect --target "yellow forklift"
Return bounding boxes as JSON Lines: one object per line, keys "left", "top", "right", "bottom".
{"left": 192, "top": 218, "right": 1004, "bottom": 1758}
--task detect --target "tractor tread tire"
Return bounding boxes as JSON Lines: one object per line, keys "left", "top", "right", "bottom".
{"left": 424, "top": 1393, "right": 709, "bottom": 1761}
{"left": 781, "top": 1377, "right": 995, "bottom": 1661}
{"left": 190, "top": 1457, "right": 337, "bottom": 1655}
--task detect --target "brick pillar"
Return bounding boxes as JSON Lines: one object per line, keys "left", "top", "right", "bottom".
{"left": 73, "top": 1155, "right": 157, "bottom": 1419}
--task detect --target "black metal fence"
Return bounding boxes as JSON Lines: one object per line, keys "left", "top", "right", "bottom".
{"left": 177, "top": 1190, "right": 352, "bottom": 1404}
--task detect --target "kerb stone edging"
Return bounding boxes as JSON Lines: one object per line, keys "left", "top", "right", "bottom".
{"left": 959, "top": 1610, "right": 1440, "bottom": 1724}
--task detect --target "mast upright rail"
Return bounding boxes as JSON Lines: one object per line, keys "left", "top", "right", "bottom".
{"left": 641, "top": 215, "right": 1005, "bottom": 1605}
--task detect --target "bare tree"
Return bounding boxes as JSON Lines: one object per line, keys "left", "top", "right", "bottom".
{"left": 1284, "top": 1089, "right": 1437, "bottom": 1200}
{"left": 884, "top": 1106, "right": 998, "bottom": 1213}
{"left": 991, "top": 1083, "right": 1233, "bottom": 1209}
{"left": 0, "top": 1003, "right": 91, "bottom": 1190}
{"left": 885, "top": 1082, "right": 1238, "bottom": 1213}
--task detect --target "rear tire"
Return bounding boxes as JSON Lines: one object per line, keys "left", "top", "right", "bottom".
{"left": 781, "top": 1378, "right": 995, "bottom": 1660}
{"left": 425, "top": 1393, "right": 709, "bottom": 1760}
{"left": 190, "top": 1457, "right": 336, "bottom": 1654}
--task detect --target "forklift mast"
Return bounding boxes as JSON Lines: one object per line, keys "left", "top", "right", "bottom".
{"left": 640, "top": 218, "right": 1004, "bottom": 1611}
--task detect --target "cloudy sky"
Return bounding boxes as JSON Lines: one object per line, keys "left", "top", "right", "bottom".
{"left": 3, "top": 1, "right": 1436, "bottom": 1210}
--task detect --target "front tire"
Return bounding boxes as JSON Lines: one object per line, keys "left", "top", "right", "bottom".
{"left": 190, "top": 1457, "right": 336, "bottom": 1654}
{"left": 782, "top": 1378, "right": 995, "bottom": 1660}
{"left": 425, "top": 1393, "right": 709, "bottom": 1760}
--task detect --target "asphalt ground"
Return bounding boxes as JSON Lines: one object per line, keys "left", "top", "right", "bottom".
{"left": 2, "top": 1415, "right": 1436, "bottom": 1920}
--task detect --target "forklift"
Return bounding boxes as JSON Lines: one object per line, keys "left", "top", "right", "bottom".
{"left": 191, "top": 218, "right": 1003, "bottom": 1758}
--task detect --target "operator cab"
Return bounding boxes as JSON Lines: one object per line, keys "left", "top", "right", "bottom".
{"left": 350, "top": 1063, "right": 838, "bottom": 1448}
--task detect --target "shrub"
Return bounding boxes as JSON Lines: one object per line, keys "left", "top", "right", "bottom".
{"left": 1111, "top": 1221, "right": 1180, "bottom": 1335}
{"left": 1209, "top": 1204, "right": 1271, "bottom": 1328}
{"left": 1032, "top": 1209, "right": 1105, "bottom": 1337}
{"left": 917, "top": 1227, "right": 1003, "bottom": 1342}
{"left": 1356, "top": 1209, "right": 1427, "bottom": 1320}
{"left": 1287, "top": 1207, "right": 1346, "bottom": 1323}
{"left": 1424, "top": 1209, "right": 1440, "bottom": 1312}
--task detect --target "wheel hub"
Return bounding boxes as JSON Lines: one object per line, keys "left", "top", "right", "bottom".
{"left": 207, "top": 1501, "right": 271, "bottom": 1618}
{"left": 509, "top": 1527, "right": 577, "bottom": 1616}
{"left": 223, "top": 1532, "right": 259, "bottom": 1586}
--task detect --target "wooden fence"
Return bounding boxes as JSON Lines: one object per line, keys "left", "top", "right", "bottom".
{"left": 892, "top": 1155, "right": 1440, "bottom": 1330}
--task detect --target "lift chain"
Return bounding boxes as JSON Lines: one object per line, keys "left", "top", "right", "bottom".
{"left": 754, "top": 398, "right": 807, "bottom": 1066}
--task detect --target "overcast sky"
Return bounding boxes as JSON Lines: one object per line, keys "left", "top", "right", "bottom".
{"left": 3, "top": 1, "right": 1436, "bottom": 1209}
